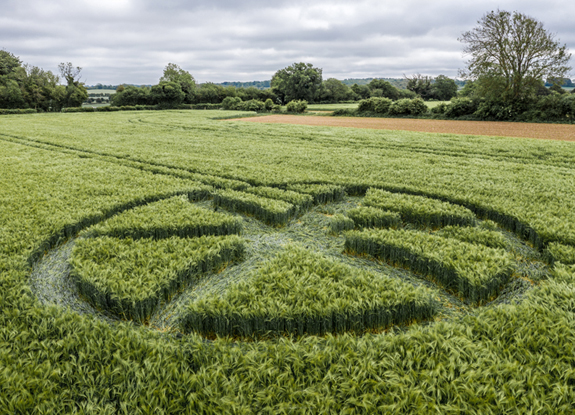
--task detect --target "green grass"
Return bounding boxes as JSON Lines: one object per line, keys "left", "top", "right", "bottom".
{"left": 87, "top": 89, "right": 117, "bottom": 94}
{"left": 82, "top": 102, "right": 111, "bottom": 108}
{"left": 307, "top": 103, "right": 358, "bottom": 111}
{"left": 426, "top": 100, "right": 451, "bottom": 108}
{"left": 2, "top": 110, "right": 575, "bottom": 412}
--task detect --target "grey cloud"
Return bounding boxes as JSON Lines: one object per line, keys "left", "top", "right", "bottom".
{"left": 1, "top": 0, "right": 573, "bottom": 84}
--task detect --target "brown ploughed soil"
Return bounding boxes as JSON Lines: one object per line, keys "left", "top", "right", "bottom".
{"left": 233, "top": 115, "right": 575, "bottom": 141}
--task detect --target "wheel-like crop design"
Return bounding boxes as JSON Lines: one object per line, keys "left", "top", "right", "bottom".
{"left": 31, "top": 185, "right": 540, "bottom": 340}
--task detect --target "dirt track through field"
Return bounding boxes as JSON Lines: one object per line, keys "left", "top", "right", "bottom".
{"left": 234, "top": 115, "right": 575, "bottom": 141}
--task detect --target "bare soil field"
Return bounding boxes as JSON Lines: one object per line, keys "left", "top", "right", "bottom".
{"left": 235, "top": 114, "right": 575, "bottom": 141}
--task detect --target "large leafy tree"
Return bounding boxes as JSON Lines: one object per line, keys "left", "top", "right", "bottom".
{"left": 160, "top": 63, "right": 196, "bottom": 104}
{"left": 0, "top": 50, "right": 22, "bottom": 76}
{"left": 58, "top": 62, "right": 88, "bottom": 108}
{"left": 431, "top": 75, "right": 458, "bottom": 101}
{"left": 405, "top": 74, "right": 434, "bottom": 100}
{"left": 459, "top": 10, "right": 572, "bottom": 103}
{"left": 320, "top": 78, "right": 353, "bottom": 102}
{"left": 271, "top": 62, "right": 322, "bottom": 104}
{"left": 150, "top": 81, "right": 185, "bottom": 107}
{"left": 367, "top": 79, "right": 400, "bottom": 100}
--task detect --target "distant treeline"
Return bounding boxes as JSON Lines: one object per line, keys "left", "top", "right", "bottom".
{"left": 110, "top": 63, "right": 462, "bottom": 108}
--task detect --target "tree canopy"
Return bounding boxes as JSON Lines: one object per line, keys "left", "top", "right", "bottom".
{"left": 160, "top": 63, "right": 196, "bottom": 104}
{"left": 0, "top": 50, "right": 76, "bottom": 111}
{"left": 271, "top": 62, "right": 322, "bottom": 104}
{"left": 459, "top": 10, "right": 572, "bottom": 103}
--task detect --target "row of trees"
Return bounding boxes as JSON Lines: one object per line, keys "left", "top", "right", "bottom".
{"left": 0, "top": 50, "right": 88, "bottom": 111}
{"left": 111, "top": 61, "right": 460, "bottom": 109}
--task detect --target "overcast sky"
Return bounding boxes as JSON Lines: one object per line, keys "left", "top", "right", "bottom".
{"left": 1, "top": 0, "right": 574, "bottom": 85}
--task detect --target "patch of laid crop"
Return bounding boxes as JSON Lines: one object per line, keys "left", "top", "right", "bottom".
{"left": 345, "top": 228, "right": 514, "bottom": 304}
{"left": 179, "top": 244, "right": 436, "bottom": 337}
{"left": 346, "top": 206, "right": 401, "bottom": 229}
{"left": 213, "top": 189, "right": 294, "bottom": 226}
{"left": 364, "top": 188, "right": 476, "bottom": 228}
{"left": 69, "top": 235, "right": 244, "bottom": 322}
{"left": 83, "top": 195, "right": 242, "bottom": 240}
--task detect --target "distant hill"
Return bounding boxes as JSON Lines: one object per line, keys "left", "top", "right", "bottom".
{"left": 86, "top": 84, "right": 152, "bottom": 90}
{"left": 217, "top": 80, "right": 271, "bottom": 90}
{"left": 545, "top": 78, "right": 575, "bottom": 87}
{"left": 341, "top": 78, "right": 467, "bottom": 89}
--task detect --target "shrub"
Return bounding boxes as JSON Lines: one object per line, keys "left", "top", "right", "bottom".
{"left": 264, "top": 98, "right": 274, "bottom": 111}
{"left": 373, "top": 98, "right": 393, "bottom": 114}
{"left": 286, "top": 100, "right": 308, "bottom": 113}
{"left": 387, "top": 98, "right": 428, "bottom": 116}
{"left": 408, "top": 98, "right": 428, "bottom": 115}
{"left": 357, "top": 98, "right": 375, "bottom": 112}
{"left": 238, "top": 99, "right": 265, "bottom": 112}
{"left": 357, "top": 97, "right": 393, "bottom": 114}
{"left": 388, "top": 99, "right": 414, "bottom": 116}
{"left": 560, "top": 94, "right": 575, "bottom": 117}
{"left": 222, "top": 96, "right": 242, "bottom": 110}
{"left": 474, "top": 100, "right": 518, "bottom": 121}
{"left": 444, "top": 98, "right": 478, "bottom": 118}
{"left": 431, "top": 102, "right": 448, "bottom": 115}
{"left": 190, "top": 103, "right": 223, "bottom": 110}
{"left": 332, "top": 109, "right": 357, "bottom": 116}
{"left": 0, "top": 108, "right": 37, "bottom": 115}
